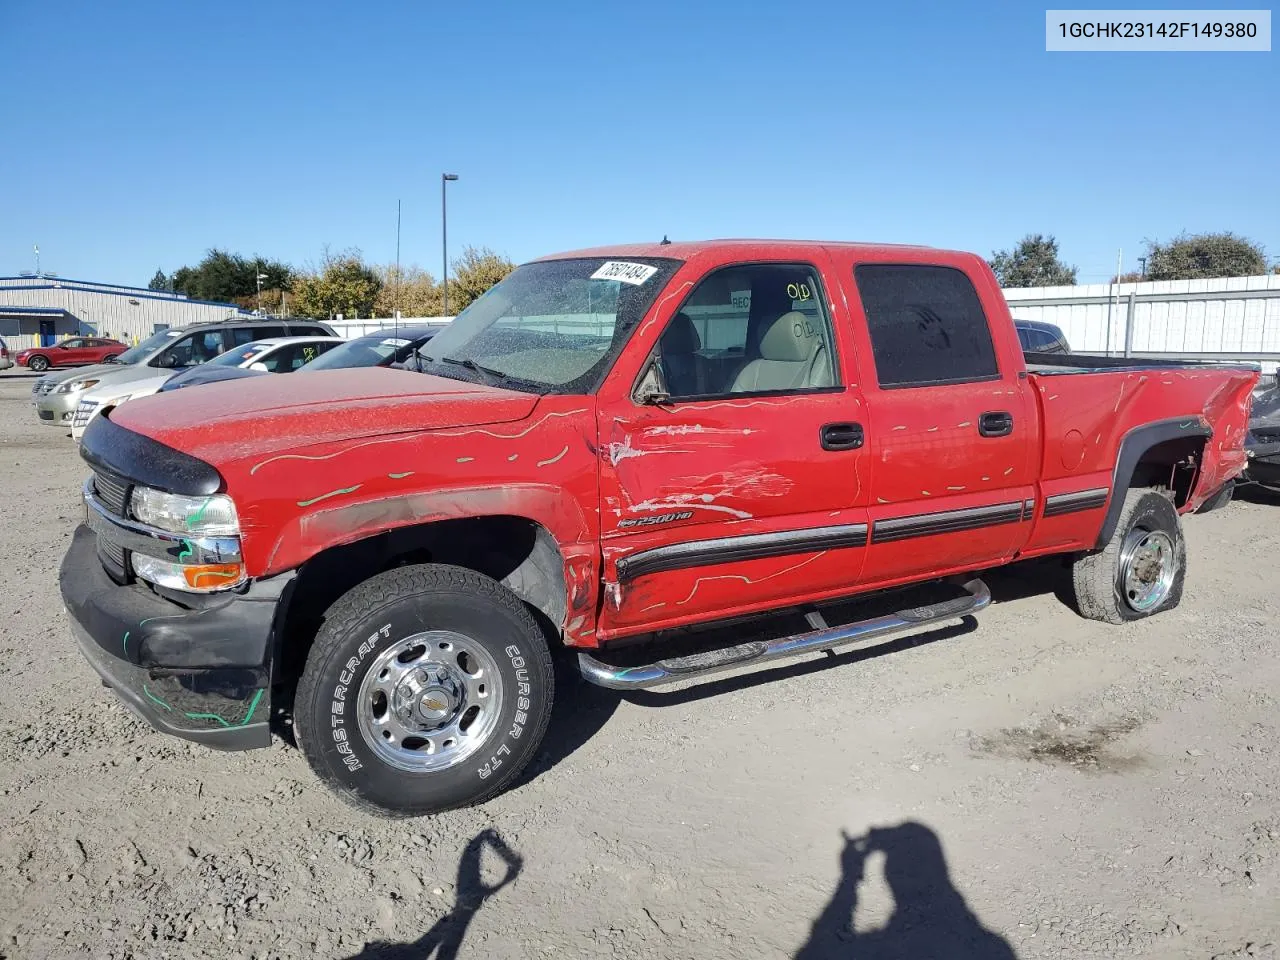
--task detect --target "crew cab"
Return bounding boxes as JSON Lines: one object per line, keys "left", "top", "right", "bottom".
{"left": 61, "top": 240, "right": 1256, "bottom": 817}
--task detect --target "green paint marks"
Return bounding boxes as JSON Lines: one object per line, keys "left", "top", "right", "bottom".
{"left": 387, "top": 471, "right": 414, "bottom": 480}
{"left": 187, "top": 498, "right": 213, "bottom": 528}
{"left": 296, "top": 484, "right": 362, "bottom": 508}
{"left": 177, "top": 540, "right": 193, "bottom": 561}
{"left": 182, "top": 688, "right": 264, "bottom": 728}
{"left": 122, "top": 631, "right": 130, "bottom": 658}
{"left": 142, "top": 683, "right": 173, "bottom": 712}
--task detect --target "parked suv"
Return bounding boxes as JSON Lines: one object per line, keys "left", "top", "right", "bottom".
{"left": 34, "top": 319, "right": 334, "bottom": 429}
{"left": 17, "top": 337, "right": 125, "bottom": 372}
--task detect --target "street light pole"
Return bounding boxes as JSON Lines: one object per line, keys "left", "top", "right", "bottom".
{"left": 256, "top": 272, "right": 269, "bottom": 314}
{"left": 441, "top": 173, "right": 459, "bottom": 317}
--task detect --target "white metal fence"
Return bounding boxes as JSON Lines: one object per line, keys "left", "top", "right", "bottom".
{"left": 1003, "top": 273, "right": 1280, "bottom": 375}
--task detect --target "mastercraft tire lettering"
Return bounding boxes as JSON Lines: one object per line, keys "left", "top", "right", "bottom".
{"left": 294, "top": 563, "right": 554, "bottom": 817}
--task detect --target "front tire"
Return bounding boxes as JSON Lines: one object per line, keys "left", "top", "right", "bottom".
{"left": 294, "top": 563, "right": 555, "bottom": 817}
{"left": 28, "top": 355, "right": 49, "bottom": 372}
{"left": 1071, "top": 488, "right": 1186, "bottom": 624}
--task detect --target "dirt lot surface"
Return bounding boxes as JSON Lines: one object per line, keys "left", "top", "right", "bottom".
{"left": 1, "top": 369, "right": 1278, "bottom": 960}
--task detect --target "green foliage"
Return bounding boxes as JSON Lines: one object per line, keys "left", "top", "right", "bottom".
{"left": 147, "top": 269, "right": 171, "bottom": 292}
{"left": 989, "top": 234, "right": 1078, "bottom": 288}
{"left": 374, "top": 265, "right": 443, "bottom": 318}
{"left": 1143, "top": 232, "right": 1267, "bottom": 281}
{"left": 291, "top": 250, "right": 382, "bottom": 320}
{"left": 446, "top": 246, "right": 516, "bottom": 314}
{"left": 1112, "top": 271, "right": 1145, "bottom": 283}
{"left": 169, "top": 249, "right": 293, "bottom": 303}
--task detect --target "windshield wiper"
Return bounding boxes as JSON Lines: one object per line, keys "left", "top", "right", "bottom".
{"left": 435, "top": 355, "right": 510, "bottom": 381}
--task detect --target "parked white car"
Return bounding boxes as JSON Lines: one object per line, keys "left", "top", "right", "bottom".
{"left": 71, "top": 336, "right": 342, "bottom": 442}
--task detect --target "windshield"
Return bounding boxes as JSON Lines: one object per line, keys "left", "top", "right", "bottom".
{"left": 420, "top": 257, "right": 680, "bottom": 393}
{"left": 207, "top": 343, "right": 273, "bottom": 367}
{"left": 302, "top": 333, "right": 421, "bottom": 370}
{"left": 113, "top": 328, "right": 181, "bottom": 365}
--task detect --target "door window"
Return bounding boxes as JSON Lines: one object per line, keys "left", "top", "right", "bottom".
{"left": 649, "top": 263, "right": 838, "bottom": 400}
{"left": 854, "top": 264, "right": 999, "bottom": 388}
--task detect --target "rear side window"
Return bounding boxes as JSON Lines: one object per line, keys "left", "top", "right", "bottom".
{"left": 288, "top": 324, "right": 330, "bottom": 337}
{"left": 854, "top": 264, "right": 999, "bottom": 388}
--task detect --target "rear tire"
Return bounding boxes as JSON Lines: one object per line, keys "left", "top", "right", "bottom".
{"left": 294, "top": 563, "right": 555, "bottom": 817}
{"left": 1071, "top": 488, "right": 1186, "bottom": 624}
{"left": 28, "top": 355, "right": 49, "bottom": 372}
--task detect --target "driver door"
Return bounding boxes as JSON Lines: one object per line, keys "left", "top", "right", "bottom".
{"left": 594, "top": 256, "right": 871, "bottom": 639}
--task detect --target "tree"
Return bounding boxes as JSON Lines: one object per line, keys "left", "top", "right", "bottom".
{"left": 373, "top": 264, "right": 443, "bottom": 318}
{"left": 291, "top": 249, "right": 382, "bottom": 319}
{"left": 147, "top": 269, "right": 171, "bottom": 292}
{"left": 1143, "top": 232, "right": 1267, "bottom": 281}
{"left": 169, "top": 249, "right": 293, "bottom": 303}
{"left": 446, "top": 246, "right": 516, "bottom": 314}
{"left": 1111, "top": 271, "right": 1145, "bottom": 283}
{"left": 989, "top": 234, "right": 1078, "bottom": 288}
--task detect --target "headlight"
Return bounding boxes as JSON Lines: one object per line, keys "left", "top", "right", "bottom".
{"left": 130, "top": 489, "right": 240, "bottom": 537}
{"left": 57, "top": 378, "right": 99, "bottom": 394}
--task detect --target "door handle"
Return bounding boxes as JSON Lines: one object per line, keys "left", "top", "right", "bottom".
{"left": 978, "top": 411, "right": 1014, "bottom": 438}
{"left": 820, "top": 422, "right": 864, "bottom": 451}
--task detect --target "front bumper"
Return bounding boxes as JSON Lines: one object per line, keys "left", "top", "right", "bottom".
{"left": 36, "top": 390, "right": 81, "bottom": 426}
{"left": 60, "top": 524, "right": 294, "bottom": 750}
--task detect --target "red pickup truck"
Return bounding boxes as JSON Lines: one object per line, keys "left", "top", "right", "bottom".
{"left": 63, "top": 240, "right": 1255, "bottom": 816}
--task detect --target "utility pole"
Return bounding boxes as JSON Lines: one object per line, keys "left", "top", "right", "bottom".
{"left": 395, "top": 199, "right": 402, "bottom": 334}
{"left": 441, "top": 173, "right": 459, "bottom": 317}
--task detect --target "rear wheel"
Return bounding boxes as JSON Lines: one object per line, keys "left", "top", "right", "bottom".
{"left": 1071, "top": 488, "right": 1186, "bottom": 624}
{"left": 28, "top": 355, "right": 49, "bottom": 372}
{"left": 294, "top": 563, "right": 554, "bottom": 817}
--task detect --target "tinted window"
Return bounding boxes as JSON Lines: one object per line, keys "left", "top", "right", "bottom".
{"left": 855, "top": 264, "right": 999, "bottom": 388}
{"left": 287, "top": 324, "right": 330, "bottom": 337}
{"left": 655, "top": 263, "right": 837, "bottom": 400}
{"left": 156, "top": 330, "right": 229, "bottom": 368}
{"left": 63, "top": 339, "right": 84, "bottom": 348}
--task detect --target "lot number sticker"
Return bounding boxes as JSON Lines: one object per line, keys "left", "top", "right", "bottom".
{"left": 591, "top": 261, "right": 658, "bottom": 285}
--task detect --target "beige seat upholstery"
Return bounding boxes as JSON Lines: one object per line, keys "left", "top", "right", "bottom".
{"left": 728, "top": 311, "right": 831, "bottom": 393}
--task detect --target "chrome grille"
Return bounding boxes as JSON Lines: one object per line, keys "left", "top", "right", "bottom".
{"left": 72, "top": 400, "right": 97, "bottom": 430}
{"left": 92, "top": 471, "right": 130, "bottom": 516}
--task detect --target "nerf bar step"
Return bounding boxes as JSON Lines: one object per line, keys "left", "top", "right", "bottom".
{"left": 578, "top": 577, "right": 991, "bottom": 690}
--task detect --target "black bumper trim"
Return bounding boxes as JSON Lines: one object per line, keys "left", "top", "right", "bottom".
{"left": 60, "top": 524, "right": 293, "bottom": 751}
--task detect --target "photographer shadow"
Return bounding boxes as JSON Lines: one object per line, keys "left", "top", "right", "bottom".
{"left": 346, "top": 828, "right": 522, "bottom": 960}
{"left": 796, "top": 822, "right": 1017, "bottom": 960}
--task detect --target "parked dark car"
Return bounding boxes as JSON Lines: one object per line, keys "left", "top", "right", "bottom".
{"left": 1245, "top": 384, "right": 1280, "bottom": 491}
{"left": 295, "top": 325, "right": 442, "bottom": 371}
{"left": 1014, "top": 318, "right": 1071, "bottom": 354}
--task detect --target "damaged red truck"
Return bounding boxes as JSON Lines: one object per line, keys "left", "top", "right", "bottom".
{"left": 63, "top": 240, "right": 1256, "bottom": 816}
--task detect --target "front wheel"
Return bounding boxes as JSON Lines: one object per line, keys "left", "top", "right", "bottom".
{"left": 28, "top": 355, "right": 49, "bottom": 372}
{"left": 294, "top": 563, "right": 555, "bottom": 817}
{"left": 1071, "top": 488, "right": 1186, "bottom": 624}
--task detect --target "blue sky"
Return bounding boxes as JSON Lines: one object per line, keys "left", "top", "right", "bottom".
{"left": 1, "top": 0, "right": 1275, "bottom": 286}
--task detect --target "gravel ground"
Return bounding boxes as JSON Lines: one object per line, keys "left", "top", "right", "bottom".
{"left": 1, "top": 369, "right": 1278, "bottom": 960}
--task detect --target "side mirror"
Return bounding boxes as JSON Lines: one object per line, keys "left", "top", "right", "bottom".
{"left": 248, "top": 362, "right": 270, "bottom": 373}
{"left": 156, "top": 353, "right": 178, "bottom": 368}
{"left": 634, "top": 359, "right": 671, "bottom": 406}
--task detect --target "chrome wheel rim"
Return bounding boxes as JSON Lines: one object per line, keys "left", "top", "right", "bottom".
{"left": 1119, "top": 528, "right": 1177, "bottom": 611}
{"left": 356, "top": 630, "right": 503, "bottom": 773}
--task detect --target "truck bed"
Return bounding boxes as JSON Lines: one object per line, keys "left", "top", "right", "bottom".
{"left": 1025, "top": 351, "right": 1259, "bottom": 376}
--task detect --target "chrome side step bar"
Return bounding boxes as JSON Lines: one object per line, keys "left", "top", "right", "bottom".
{"left": 578, "top": 578, "right": 991, "bottom": 691}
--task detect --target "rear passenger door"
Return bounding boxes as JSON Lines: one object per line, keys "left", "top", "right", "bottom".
{"left": 841, "top": 260, "right": 1038, "bottom": 586}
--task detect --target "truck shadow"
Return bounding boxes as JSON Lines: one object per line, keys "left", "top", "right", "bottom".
{"left": 343, "top": 828, "right": 522, "bottom": 960}
{"left": 795, "top": 822, "right": 1018, "bottom": 959}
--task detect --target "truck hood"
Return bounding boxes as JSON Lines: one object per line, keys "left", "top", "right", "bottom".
{"left": 108, "top": 367, "right": 542, "bottom": 467}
